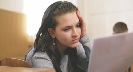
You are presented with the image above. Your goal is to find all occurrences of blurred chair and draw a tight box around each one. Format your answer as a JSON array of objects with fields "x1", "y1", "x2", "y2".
[
  {"x1": 1, "y1": 58, "x2": 32, "y2": 68},
  {"x1": 0, "y1": 60, "x2": 1, "y2": 66},
  {"x1": 125, "y1": 67, "x2": 131, "y2": 72},
  {"x1": 128, "y1": 67, "x2": 131, "y2": 72},
  {"x1": 129, "y1": 64, "x2": 133, "y2": 72}
]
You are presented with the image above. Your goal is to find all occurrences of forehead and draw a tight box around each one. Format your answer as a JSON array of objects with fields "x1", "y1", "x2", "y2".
[{"x1": 55, "y1": 11, "x2": 79, "y2": 27}]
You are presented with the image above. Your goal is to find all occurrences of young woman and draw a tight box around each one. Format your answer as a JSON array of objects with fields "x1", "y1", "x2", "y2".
[{"x1": 25, "y1": 1, "x2": 91, "y2": 72}]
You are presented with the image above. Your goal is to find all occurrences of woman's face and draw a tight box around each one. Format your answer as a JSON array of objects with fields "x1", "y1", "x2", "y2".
[{"x1": 53, "y1": 11, "x2": 81, "y2": 48}]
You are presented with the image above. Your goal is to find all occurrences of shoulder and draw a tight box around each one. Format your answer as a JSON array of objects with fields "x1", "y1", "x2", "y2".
[
  {"x1": 25, "y1": 47, "x2": 53, "y2": 68},
  {"x1": 26, "y1": 47, "x2": 51, "y2": 61},
  {"x1": 32, "y1": 51, "x2": 53, "y2": 68},
  {"x1": 32, "y1": 51, "x2": 54, "y2": 68},
  {"x1": 33, "y1": 51, "x2": 51, "y2": 61}
]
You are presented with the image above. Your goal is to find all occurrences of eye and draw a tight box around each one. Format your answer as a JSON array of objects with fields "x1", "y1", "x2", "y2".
[{"x1": 63, "y1": 27, "x2": 70, "y2": 32}]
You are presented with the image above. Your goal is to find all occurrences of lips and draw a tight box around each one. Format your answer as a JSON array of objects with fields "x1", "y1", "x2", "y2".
[{"x1": 72, "y1": 38, "x2": 79, "y2": 43}]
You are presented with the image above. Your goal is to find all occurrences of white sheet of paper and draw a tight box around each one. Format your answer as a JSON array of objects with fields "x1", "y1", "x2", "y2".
[{"x1": 88, "y1": 32, "x2": 133, "y2": 72}]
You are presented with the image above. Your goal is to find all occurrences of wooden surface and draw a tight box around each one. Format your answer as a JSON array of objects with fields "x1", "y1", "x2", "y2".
[
  {"x1": 130, "y1": 64, "x2": 133, "y2": 72},
  {"x1": 1, "y1": 58, "x2": 32, "y2": 68},
  {"x1": 0, "y1": 9, "x2": 29, "y2": 59},
  {"x1": 0, "y1": 66, "x2": 55, "y2": 72}
]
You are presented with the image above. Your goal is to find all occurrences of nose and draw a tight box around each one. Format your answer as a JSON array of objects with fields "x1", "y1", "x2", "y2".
[{"x1": 72, "y1": 28, "x2": 78, "y2": 37}]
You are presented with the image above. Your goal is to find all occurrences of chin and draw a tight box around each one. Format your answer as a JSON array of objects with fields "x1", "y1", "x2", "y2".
[{"x1": 68, "y1": 43, "x2": 78, "y2": 48}]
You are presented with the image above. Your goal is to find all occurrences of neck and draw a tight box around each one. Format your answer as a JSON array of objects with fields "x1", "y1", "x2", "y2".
[{"x1": 55, "y1": 39, "x2": 67, "y2": 56}]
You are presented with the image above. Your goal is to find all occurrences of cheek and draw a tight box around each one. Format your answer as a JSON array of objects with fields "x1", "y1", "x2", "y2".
[
  {"x1": 55, "y1": 33, "x2": 71, "y2": 46},
  {"x1": 55, "y1": 31, "x2": 71, "y2": 41},
  {"x1": 58, "y1": 33, "x2": 71, "y2": 40}
]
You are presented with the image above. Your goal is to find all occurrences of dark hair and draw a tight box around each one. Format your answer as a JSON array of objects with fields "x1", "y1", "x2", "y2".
[
  {"x1": 33, "y1": 1, "x2": 84, "y2": 72},
  {"x1": 113, "y1": 22, "x2": 128, "y2": 33}
]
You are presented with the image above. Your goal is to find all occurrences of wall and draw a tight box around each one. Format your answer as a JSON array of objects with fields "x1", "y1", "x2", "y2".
[
  {"x1": 85, "y1": 0, "x2": 133, "y2": 41},
  {"x1": 0, "y1": 9, "x2": 28, "y2": 59},
  {"x1": 0, "y1": 0, "x2": 24, "y2": 14}
]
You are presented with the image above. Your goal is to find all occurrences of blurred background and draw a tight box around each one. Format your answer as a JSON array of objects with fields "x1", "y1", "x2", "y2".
[{"x1": 0, "y1": 0, "x2": 133, "y2": 59}]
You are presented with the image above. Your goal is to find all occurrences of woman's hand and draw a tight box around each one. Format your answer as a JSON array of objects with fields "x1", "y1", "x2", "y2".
[{"x1": 76, "y1": 11, "x2": 86, "y2": 38}]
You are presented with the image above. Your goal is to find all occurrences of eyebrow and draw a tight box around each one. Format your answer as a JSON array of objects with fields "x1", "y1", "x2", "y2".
[{"x1": 64, "y1": 21, "x2": 80, "y2": 27}]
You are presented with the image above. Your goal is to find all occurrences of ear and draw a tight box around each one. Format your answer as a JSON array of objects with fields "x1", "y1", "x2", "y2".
[{"x1": 48, "y1": 28, "x2": 55, "y2": 38}]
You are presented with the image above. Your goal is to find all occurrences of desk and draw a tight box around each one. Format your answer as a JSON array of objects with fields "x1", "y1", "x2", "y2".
[{"x1": 0, "y1": 66, "x2": 55, "y2": 72}]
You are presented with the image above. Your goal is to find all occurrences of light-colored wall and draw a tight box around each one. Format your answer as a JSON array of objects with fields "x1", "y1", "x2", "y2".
[
  {"x1": 0, "y1": 0, "x2": 24, "y2": 14},
  {"x1": 78, "y1": 0, "x2": 133, "y2": 42}
]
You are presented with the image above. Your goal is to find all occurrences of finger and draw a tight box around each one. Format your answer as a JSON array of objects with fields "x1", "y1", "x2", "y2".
[
  {"x1": 76, "y1": 11, "x2": 85, "y2": 24},
  {"x1": 76, "y1": 11, "x2": 86, "y2": 28}
]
